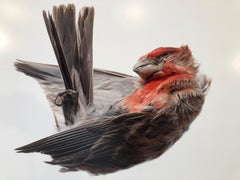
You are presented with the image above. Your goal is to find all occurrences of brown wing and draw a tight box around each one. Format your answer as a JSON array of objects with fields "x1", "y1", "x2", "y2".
[{"x1": 16, "y1": 112, "x2": 179, "y2": 175}]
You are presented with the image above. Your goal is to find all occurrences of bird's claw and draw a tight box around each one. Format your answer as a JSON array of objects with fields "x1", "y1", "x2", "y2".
[{"x1": 55, "y1": 90, "x2": 79, "y2": 106}]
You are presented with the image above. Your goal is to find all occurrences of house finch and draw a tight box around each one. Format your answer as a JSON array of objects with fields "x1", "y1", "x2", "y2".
[{"x1": 15, "y1": 4, "x2": 211, "y2": 175}]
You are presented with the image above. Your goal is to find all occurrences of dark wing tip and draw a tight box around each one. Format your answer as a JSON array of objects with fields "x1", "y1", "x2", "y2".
[
  {"x1": 14, "y1": 59, "x2": 30, "y2": 72},
  {"x1": 15, "y1": 141, "x2": 43, "y2": 153},
  {"x1": 15, "y1": 147, "x2": 23, "y2": 153},
  {"x1": 14, "y1": 60, "x2": 34, "y2": 78},
  {"x1": 15, "y1": 136, "x2": 50, "y2": 154},
  {"x1": 14, "y1": 59, "x2": 24, "y2": 71},
  {"x1": 15, "y1": 146, "x2": 36, "y2": 153},
  {"x1": 44, "y1": 160, "x2": 56, "y2": 165}
]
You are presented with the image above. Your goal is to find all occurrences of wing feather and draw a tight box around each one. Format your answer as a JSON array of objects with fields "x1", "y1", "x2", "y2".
[
  {"x1": 14, "y1": 60, "x2": 138, "y2": 119},
  {"x1": 16, "y1": 113, "x2": 153, "y2": 174}
]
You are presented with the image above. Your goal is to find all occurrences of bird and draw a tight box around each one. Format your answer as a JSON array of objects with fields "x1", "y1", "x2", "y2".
[{"x1": 15, "y1": 4, "x2": 211, "y2": 175}]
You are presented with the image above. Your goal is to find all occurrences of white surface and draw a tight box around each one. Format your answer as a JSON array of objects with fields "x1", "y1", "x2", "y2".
[{"x1": 1, "y1": 0, "x2": 240, "y2": 180}]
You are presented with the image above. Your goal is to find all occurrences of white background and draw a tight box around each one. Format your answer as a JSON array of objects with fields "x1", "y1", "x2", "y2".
[{"x1": 1, "y1": 0, "x2": 240, "y2": 180}]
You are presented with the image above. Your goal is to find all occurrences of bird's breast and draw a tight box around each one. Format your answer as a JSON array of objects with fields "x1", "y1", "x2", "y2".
[
  {"x1": 120, "y1": 80, "x2": 172, "y2": 112},
  {"x1": 119, "y1": 74, "x2": 195, "y2": 113}
]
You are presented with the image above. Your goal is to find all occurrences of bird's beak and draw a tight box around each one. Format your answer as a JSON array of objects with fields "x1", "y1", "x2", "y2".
[
  {"x1": 133, "y1": 59, "x2": 162, "y2": 80},
  {"x1": 133, "y1": 59, "x2": 152, "y2": 72}
]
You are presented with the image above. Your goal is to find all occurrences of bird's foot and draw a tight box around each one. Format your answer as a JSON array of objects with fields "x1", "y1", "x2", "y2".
[{"x1": 55, "y1": 89, "x2": 79, "y2": 106}]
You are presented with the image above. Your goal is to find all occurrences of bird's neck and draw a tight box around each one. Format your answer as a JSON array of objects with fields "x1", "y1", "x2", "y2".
[
  {"x1": 119, "y1": 73, "x2": 197, "y2": 113},
  {"x1": 143, "y1": 73, "x2": 196, "y2": 93}
]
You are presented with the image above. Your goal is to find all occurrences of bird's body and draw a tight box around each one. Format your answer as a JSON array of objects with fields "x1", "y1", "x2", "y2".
[{"x1": 15, "y1": 4, "x2": 211, "y2": 175}]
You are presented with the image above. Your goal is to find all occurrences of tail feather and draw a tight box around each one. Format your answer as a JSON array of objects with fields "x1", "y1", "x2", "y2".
[
  {"x1": 43, "y1": 10, "x2": 74, "y2": 90},
  {"x1": 43, "y1": 4, "x2": 94, "y2": 107},
  {"x1": 41, "y1": 5, "x2": 95, "y2": 125},
  {"x1": 77, "y1": 6, "x2": 94, "y2": 106}
]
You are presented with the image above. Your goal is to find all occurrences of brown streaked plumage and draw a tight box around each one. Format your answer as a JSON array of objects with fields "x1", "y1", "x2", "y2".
[{"x1": 15, "y1": 4, "x2": 211, "y2": 175}]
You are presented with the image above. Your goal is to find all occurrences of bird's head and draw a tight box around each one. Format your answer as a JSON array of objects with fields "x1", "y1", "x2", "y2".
[{"x1": 133, "y1": 45, "x2": 198, "y2": 81}]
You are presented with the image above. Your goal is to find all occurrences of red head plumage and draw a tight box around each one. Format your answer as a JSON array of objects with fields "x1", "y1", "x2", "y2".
[{"x1": 138, "y1": 47, "x2": 181, "y2": 61}]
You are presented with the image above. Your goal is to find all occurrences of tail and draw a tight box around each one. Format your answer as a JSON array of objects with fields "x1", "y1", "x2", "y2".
[
  {"x1": 43, "y1": 4, "x2": 94, "y2": 125},
  {"x1": 14, "y1": 4, "x2": 95, "y2": 127}
]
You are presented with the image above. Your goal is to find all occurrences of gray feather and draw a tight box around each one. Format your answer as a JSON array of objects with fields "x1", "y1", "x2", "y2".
[
  {"x1": 41, "y1": 5, "x2": 95, "y2": 125},
  {"x1": 14, "y1": 60, "x2": 138, "y2": 124}
]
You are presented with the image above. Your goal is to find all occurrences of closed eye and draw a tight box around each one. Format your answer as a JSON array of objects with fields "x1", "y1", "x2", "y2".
[
  {"x1": 157, "y1": 53, "x2": 169, "y2": 62},
  {"x1": 160, "y1": 53, "x2": 168, "y2": 57}
]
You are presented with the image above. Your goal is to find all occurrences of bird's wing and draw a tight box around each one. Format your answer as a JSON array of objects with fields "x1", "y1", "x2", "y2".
[
  {"x1": 16, "y1": 112, "x2": 171, "y2": 174},
  {"x1": 41, "y1": 4, "x2": 94, "y2": 125},
  {"x1": 92, "y1": 69, "x2": 138, "y2": 115},
  {"x1": 14, "y1": 61, "x2": 65, "y2": 126},
  {"x1": 14, "y1": 61, "x2": 138, "y2": 123}
]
